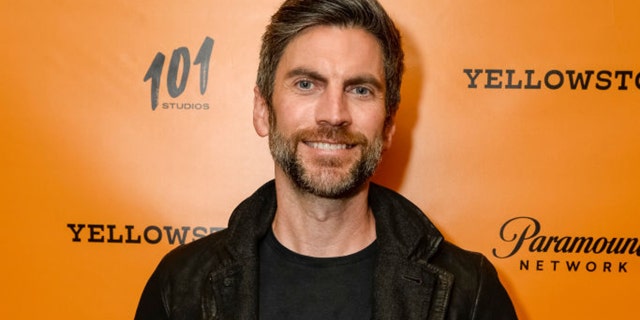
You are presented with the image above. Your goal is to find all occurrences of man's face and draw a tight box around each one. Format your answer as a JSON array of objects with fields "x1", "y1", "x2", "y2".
[{"x1": 254, "y1": 25, "x2": 395, "y2": 198}]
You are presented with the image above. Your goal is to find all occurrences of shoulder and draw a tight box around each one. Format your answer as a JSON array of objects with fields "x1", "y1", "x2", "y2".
[
  {"x1": 431, "y1": 241, "x2": 518, "y2": 319},
  {"x1": 135, "y1": 230, "x2": 233, "y2": 319},
  {"x1": 155, "y1": 179, "x2": 278, "y2": 274},
  {"x1": 368, "y1": 183, "x2": 517, "y2": 317},
  {"x1": 430, "y1": 241, "x2": 496, "y2": 296},
  {"x1": 154, "y1": 229, "x2": 232, "y2": 279},
  {"x1": 431, "y1": 240, "x2": 488, "y2": 275}
]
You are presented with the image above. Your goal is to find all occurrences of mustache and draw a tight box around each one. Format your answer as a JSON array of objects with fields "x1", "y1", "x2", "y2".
[{"x1": 295, "y1": 126, "x2": 368, "y2": 146}]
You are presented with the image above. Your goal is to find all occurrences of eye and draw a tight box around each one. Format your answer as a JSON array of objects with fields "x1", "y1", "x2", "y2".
[
  {"x1": 355, "y1": 87, "x2": 371, "y2": 95},
  {"x1": 296, "y1": 80, "x2": 314, "y2": 90},
  {"x1": 353, "y1": 87, "x2": 371, "y2": 95}
]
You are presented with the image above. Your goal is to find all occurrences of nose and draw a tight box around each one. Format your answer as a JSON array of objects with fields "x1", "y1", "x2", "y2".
[{"x1": 315, "y1": 87, "x2": 352, "y2": 127}]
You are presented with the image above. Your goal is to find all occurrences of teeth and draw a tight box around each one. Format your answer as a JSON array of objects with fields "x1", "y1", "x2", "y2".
[{"x1": 309, "y1": 142, "x2": 349, "y2": 150}]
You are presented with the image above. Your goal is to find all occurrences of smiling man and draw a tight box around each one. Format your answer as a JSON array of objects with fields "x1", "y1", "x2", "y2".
[{"x1": 135, "y1": 1, "x2": 517, "y2": 319}]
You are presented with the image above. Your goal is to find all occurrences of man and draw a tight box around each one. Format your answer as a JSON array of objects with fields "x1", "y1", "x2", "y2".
[{"x1": 135, "y1": 0, "x2": 518, "y2": 319}]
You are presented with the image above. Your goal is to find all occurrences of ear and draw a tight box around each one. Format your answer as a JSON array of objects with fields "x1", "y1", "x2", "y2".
[
  {"x1": 253, "y1": 86, "x2": 270, "y2": 137},
  {"x1": 383, "y1": 119, "x2": 396, "y2": 150}
]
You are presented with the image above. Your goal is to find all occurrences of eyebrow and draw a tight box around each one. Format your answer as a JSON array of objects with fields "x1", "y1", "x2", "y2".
[
  {"x1": 285, "y1": 67, "x2": 384, "y2": 91},
  {"x1": 285, "y1": 68, "x2": 327, "y2": 83},
  {"x1": 344, "y1": 75, "x2": 384, "y2": 91}
]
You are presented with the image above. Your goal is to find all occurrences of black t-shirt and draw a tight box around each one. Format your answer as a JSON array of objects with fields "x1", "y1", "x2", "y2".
[{"x1": 258, "y1": 229, "x2": 377, "y2": 320}]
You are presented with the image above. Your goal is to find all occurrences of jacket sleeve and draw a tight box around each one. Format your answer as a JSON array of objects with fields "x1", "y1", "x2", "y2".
[
  {"x1": 134, "y1": 261, "x2": 171, "y2": 320},
  {"x1": 470, "y1": 256, "x2": 518, "y2": 320}
]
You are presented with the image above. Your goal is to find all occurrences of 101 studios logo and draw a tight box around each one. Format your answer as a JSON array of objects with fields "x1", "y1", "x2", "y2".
[{"x1": 144, "y1": 37, "x2": 214, "y2": 111}]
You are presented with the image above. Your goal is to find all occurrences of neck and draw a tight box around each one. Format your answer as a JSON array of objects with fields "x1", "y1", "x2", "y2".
[{"x1": 272, "y1": 169, "x2": 376, "y2": 258}]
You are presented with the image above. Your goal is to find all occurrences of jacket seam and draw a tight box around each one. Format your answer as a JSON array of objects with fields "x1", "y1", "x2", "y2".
[{"x1": 470, "y1": 254, "x2": 485, "y2": 320}]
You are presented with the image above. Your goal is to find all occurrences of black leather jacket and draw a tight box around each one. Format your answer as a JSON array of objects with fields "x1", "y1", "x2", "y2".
[{"x1": 135, "y1": 181, "x2": 518, "y2": 319}]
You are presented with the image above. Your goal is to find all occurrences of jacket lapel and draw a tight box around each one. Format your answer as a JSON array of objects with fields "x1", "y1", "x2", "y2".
[
  {"x1": 369, "y1": 184, "x2": 454, "y2": 319},
  {"x1": 203, "y1": 182, "x2": 278, "y2": 319},
  {"x1": 373, "y1": 254, "x2": 453, "y2": 320}
]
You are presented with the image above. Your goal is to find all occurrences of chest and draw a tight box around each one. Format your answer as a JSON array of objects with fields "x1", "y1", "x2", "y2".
[{"x1": 258, "y1": 233, "x2": 377, "y2": 319}]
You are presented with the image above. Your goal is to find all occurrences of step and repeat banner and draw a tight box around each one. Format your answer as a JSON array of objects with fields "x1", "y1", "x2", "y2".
[{"x1": 2, "y1": 0, "x2": 638, "y2": 319}]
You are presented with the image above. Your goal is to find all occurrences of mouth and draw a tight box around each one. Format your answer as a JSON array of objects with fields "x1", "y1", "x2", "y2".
[{"x1": 305, "y1": 142, "x2": 355, "y2": 150}]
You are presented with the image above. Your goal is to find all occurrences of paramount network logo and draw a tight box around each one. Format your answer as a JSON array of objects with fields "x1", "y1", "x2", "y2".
[
  {"x1": 144, "y1": 37, "x2": 214, "y2": 111},
  {"x1": 492, "y1": 216, "x2": 637, "y2": 274}
]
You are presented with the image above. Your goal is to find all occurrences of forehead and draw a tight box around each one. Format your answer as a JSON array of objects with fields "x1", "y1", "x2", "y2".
[{"x1": 276, "y1": 25, "x2": 384, "y2": 81}]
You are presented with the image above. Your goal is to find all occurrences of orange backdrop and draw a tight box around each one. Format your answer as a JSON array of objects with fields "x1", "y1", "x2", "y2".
[{"x1": 2, "y1": 0, "x2": 639, "y2": 319}]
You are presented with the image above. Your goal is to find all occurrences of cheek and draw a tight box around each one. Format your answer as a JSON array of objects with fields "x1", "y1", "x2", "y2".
[
  {"x1": 271, "y1": 101, "x2": 315, "y2": 132},
  {"x1": 354, "y1": 109, "x2": 387, "y2": 133},
  {"x1": 271, "y1": 108, "x2": 306, "y2": 136}
]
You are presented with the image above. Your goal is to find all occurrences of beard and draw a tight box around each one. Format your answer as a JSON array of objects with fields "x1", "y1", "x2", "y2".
[{"x1": 268, "y1": 123, "x2": 384, "y2": 199}]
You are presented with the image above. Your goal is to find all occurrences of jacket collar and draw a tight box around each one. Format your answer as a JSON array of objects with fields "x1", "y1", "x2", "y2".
[
  {"x1": 368, "y1": 183, "x2": 443, "y2": 261},
  {"x1": 215, "y1": 180, "x2": 451, "y2": 319},
  {"x1": 223, "y1": 180, "x2": 278, "y2": 258},
  {"x1": 223, "y1": 180, "x2": 444, "y2": 260}
]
